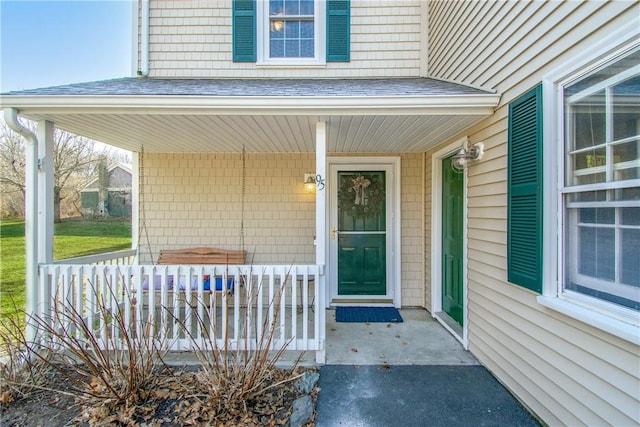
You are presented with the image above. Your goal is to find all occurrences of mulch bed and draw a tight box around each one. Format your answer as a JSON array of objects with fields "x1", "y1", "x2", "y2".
[{"x1": 1, "y1": 366, "x2": 318, "y2": 426}]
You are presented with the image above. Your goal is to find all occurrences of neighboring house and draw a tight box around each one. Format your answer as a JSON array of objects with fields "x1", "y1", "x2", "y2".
[
  {"x1": 80, "y1": 163, "x2": 132, "y2": 218},
  {"x1": 1, "y1": 1, "x2": 638, "y2": 425}
]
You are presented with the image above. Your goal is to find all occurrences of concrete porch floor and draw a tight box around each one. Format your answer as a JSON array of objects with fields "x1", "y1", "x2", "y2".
[{"x1": 324, "y1": 308, "x2": 477, "y2": 365}]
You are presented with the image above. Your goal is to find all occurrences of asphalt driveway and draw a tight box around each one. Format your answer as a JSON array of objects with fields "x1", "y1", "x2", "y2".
[{"x1": 315, "y1": 365, "x2": 540, "y2": 427}]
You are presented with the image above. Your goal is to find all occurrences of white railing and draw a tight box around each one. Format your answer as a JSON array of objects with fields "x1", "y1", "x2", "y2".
[
  {"x1": 38, "y1": 263, "x2": 324, "y2": 362},
  {"x1": 55, "y1": 249, "x2": 137, "y2": 266}
]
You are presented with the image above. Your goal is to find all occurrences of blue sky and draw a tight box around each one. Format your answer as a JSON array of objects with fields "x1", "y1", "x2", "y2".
[{"x1": 1, "y1": 0, "x2": 133, "y2": 92}]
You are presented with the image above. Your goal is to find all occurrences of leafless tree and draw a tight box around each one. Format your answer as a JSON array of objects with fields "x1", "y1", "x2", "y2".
[
  {"x1": 50, "y1": 126, "x2": 97, "y2": 222},
  {"x1": 0, "y1": 118, "x2": 122, "y2": 222},
  {"x1": 0, "y1": 119, "x2": 27, "y2": 217}
]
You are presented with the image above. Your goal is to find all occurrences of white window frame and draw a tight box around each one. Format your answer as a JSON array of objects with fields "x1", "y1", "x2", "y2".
[
  {"x1": 256, "y1": 0, "x2": 326, "y2": 66},
  {"x1": 564, "y1": 62, "x2": 640, "y2": 305},
  {"x1": 538, "y1": 21, "x2": 640, "y2": 345}
]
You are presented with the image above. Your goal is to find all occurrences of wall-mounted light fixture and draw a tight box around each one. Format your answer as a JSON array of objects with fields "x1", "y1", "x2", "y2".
[
  {"x1": 304, "y1": 173, "x2": 316, "y2": 192},
  {"x1": 452, "y1": 141, "x2": 484, "y2": 172}
]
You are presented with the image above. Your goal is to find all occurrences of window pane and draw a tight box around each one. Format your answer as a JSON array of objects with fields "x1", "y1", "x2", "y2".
[
  {"x1": 573, "y1": 172, "x2": 606, "y2": 186},
  {"x1": 569, "y1": 91, "x2": 606, "y2": 150},
  {"x1": 613, "y1": 138, "x2": 640, "y2": 181},
  {"x1": 613, "y1": 75, "x2": 640, "y2": 141},
  {"x1": 568, "y1": 190, "x2": 607, "y2": 203},
  {"x1": 271, "y1": 21, "x2": 284, "y2": 38},
  {"x1": 270, "y1": 0, "x2": 284, "y2": 16},
  {"x1": 566, "y1": 90, "x2": 607, "y2": 186},
  {"x1": 300, "y1": 21, "x2": 314, "y2": 38},
  {"x1": 613, "y1": 139, "x2": 639, "y2": 164},
  {"x1": 577, "y1": 225, "x2": 615, "y2": 281},
  {"x1": 568, "y1": 147, "x2": 606, "y2": 186},
  {"x1": 616, "y1": 187, "x2": 640, "y2": 201},
  {"x1": 300, "y1": 40, "x2": 314, "y2": 57},
  {"x1": 621, "y1": 229, "x2": 640, "y2": 287},
  {"x1": 270, "y1": 39, "x2": 284, "y2": 57},
  {"x1": 621, "y1": 207, "x2": 640, "y2": 225},
  {"x1": 285, "y1": 20, "x2": 300, "y2": 39},
  {"x1": 300, "y1": 0, "x2": 314, "y2": 15},
  {"x1": 285, "y1": 0, "x2": 299, "y2": 15},
  {"x1": 579, "y1": 207, "x2": 614, "y2": 224},
  {"x1": 285, "y1": 39, "x2": 300, "y2": 57}
]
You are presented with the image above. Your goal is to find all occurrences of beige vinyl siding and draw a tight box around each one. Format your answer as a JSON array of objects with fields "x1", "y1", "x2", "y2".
[
  {"x1": 140, "y1": 151, "x2": 424, "y2": 306},
  {"x1": 429, "y1": 0, "x2": 638, "y2": 102},
  {"x1": 139, "y1": 152, "x2": 316, "y2": 264},
  {"x1": 141, "y1": 0, "x2": 422, "y2": 78},
  {"x1": 428, "y1": 2, "x2": 639, "y2": 425},
  {"x1": 400, "y1": 152, "x2": 424, "y2": 307}
]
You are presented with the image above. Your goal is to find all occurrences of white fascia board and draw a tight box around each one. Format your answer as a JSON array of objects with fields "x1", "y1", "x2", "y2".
[{"x1": 2, "y1": 94, "x2": 500, "y2": 116}]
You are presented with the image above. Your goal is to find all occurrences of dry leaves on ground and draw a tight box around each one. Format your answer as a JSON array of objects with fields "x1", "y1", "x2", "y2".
[{"x1": 0, "y1": 366, "x2": 318, "y2": 427}]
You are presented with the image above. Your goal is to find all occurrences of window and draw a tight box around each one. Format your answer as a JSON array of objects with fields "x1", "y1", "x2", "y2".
[
  {"x1": 562, "y1": 47, "x2": 640, "y2": 312},
  {"x1": 232, "y1": 0, "x2": 350, "y2": 64},
  {"x1": 267, "y1": 0, "x2": 316, "y2": 59}
]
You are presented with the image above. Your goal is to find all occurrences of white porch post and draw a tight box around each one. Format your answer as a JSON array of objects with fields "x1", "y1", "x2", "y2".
[
  {"x1": 37, "y1": 121, "x2": 55, "y2": 331},
  {"x1": 315, "y1": 120, "x2": 327, "y2": 364},
  {"x1": 131, "y1": 151, "x2": 140, "y2": 260},
  {"x1": 37, "y1": 121, "x2": 54, "y2": 265},
  {"x1": 3, "y1": 109, "x2": 39, "y2": 341}
]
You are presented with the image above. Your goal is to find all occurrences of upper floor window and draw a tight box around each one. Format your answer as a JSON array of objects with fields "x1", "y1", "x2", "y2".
[
  {"x1": 259, "y1": 0, "x2": 324, "y2": 64},
  {"x1": 268, "y1": 0, "x2": 316, "y2": 59},
  {"x1": 232, "y1": 0, "x2": 350, "y2": 64}
]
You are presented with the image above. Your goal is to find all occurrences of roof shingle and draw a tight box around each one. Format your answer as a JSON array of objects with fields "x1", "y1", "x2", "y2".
[{"x1": 2, "y1": 77, "x2": 492, "y2": 97}]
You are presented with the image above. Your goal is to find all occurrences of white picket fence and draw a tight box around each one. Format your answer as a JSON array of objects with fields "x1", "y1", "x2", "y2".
[{"x1": 38, "y1": 261, "x2": 324, "y2": 361}]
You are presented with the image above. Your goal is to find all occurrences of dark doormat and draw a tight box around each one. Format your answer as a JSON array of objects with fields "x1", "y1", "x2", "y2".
[{"x1": 335, "y1": 306, "x2": 403, "y2": 323}]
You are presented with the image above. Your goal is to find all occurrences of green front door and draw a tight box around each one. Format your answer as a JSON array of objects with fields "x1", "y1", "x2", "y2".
[
  {"x1": 337, "y1": 171, "x2": 386, "y2": 295},
  {"x1": 442, "y1": 156, "x2": 464, "y2": 326}
]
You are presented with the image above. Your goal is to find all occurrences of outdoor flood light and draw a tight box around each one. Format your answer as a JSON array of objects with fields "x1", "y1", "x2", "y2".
[{"x1": 452, "y1": 142, "x2": 484, "y2": 172}]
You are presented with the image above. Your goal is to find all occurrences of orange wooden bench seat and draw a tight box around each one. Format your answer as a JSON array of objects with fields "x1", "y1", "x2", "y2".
[{"x1": 157, "y1": 247, "x2": 246, "y2": 265}]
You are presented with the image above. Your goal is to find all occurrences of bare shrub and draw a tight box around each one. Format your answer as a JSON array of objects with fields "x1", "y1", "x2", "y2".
[
  {"x1": 27, "y1": 275, "x2": 172, "y2": 424},
  {"x1": 170, "y1": 268, "x2": 305, "y2": 423},
  {"x1": 0, "y1": 313, "x2": 51, "y2": 404}
]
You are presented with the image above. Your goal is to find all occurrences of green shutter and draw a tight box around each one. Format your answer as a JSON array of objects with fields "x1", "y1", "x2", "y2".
[
  {"x1": 508, "y1": 84, "x2": 543, "y2": 293},
  {"x1": 232, "y1": 0, "x2": 256, "y2": 62},
  {"x1": 326, "y1": 0, "x2": 350, "y2": 62}
]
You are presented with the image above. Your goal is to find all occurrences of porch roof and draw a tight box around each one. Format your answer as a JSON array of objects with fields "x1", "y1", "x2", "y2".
[{"x1": 1, "y1": 77, "x2": 500, "y2": 153}]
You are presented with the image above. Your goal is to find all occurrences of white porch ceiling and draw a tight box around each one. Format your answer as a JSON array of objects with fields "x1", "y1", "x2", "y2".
[
  {"x1": 1, "y1": 78, "x2": 500, "y2": 153},
  {"x1": 12, "y1": 112, "x2": 488, "y2": 153}
]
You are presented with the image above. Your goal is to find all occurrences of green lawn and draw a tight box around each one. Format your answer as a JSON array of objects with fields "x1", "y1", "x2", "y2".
[{"x1": 0, "y1": 219, "x2": 131, "y2": 322}]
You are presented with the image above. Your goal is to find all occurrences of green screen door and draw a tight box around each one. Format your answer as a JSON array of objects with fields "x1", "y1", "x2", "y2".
[
  {"x1": 337, "y1": 171, "x2": 386, "y2": 295},
  {"x1": 442, "y1": 156, "x2": 464, "y2": 326}
]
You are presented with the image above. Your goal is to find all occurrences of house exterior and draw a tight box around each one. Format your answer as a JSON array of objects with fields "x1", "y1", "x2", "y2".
[
  {"x1": 80, "y1": 163, "x2": 132, "y2": 218},
  {"x1": 1, "y1": 1, "x2": 638, "y2": 425}
]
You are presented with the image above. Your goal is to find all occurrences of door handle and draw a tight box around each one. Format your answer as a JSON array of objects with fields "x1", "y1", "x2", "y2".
[{"x1": 331, "y1": 226, "x2": 336, "y2": 240}]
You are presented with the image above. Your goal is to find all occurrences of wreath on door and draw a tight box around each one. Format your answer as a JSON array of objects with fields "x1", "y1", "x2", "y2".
[{"x1": 338, "y1": 173, "x2": 385, "y2": 218}]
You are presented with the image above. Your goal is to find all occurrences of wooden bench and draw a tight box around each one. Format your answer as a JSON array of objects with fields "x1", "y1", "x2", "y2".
[
  {"x1": 142, "y1": 247, "x2": 246, "y2": 293},
  {"x1": 157, "y1": 247, "x2": 246, "y2": 266}
]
